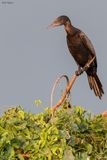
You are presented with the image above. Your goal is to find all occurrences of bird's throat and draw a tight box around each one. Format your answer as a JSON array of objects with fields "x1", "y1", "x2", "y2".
[{"x1": 64, "y1": 22, "x2": 75, "y2": 35}]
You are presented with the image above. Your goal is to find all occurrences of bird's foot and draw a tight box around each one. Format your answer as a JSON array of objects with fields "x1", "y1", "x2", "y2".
[{"x1": 75, "y1": 68, "x2": 84, "y2": 76}]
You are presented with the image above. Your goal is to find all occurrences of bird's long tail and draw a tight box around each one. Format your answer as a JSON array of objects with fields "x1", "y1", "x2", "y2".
[{"x1": 87, "y1": 74, "x2": 104, "y2": 99}]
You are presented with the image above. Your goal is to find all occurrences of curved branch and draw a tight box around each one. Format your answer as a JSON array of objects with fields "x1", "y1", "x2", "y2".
[
  {"x1": 50, "y1": 75, "x2": 69, "y2": 107},
  {"x1": 51, "y1": 74, "x2": 77, "y2": 113},
  {"x1": 51, "y1": 56, "x2": 95, "y2": 114}
]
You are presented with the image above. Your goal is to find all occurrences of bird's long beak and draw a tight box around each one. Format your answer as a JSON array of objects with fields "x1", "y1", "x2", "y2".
[
  {"x1": 47, "y1": 18, "x2": 61, "y2": 29},
  {"x1": 47, "y1": 22, "x2": 58, "y2": 29},
  {"x1": 47, "y1": 23, "x2": 54, "y2": 29}
]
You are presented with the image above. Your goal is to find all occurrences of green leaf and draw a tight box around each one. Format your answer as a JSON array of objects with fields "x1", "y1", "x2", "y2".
[
  {"x1": 0, "y1": 104, "x2": 106, "y2": 159},
  {"x1": 17, "y1": 154, "x2": 25, "y2": 160},
  {"x1": 86, "y1": 143, "x2": 93, "y2": 154},
  {"x1": 63, "y1": 148, "x2": 74, "y2": 160},
  {"x1": 34, "y1": 99, "x2": 42, "y2": 106}
]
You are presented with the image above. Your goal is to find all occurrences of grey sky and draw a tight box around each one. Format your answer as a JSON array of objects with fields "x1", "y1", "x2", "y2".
[{"x1": 0, "y1": 0, "x2": 106, "y2": 114}]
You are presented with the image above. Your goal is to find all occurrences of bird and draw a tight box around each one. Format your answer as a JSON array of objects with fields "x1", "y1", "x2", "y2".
[{"x1": 48, "y1": 15, "x2": 104, "y2": 99}]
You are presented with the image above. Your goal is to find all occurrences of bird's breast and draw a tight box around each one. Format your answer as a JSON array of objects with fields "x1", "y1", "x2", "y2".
[{"x1": 67, "y1": 35, "x2": 90, "y2": 66}]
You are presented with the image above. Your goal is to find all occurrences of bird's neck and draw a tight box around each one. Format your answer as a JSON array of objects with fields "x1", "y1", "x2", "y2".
[{"x1": 64, "y1": 21, "x2": 76, "y2": 35}]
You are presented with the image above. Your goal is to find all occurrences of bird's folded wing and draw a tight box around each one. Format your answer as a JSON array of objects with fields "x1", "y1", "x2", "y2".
[{"x1": 79, "y1": 32, "x2": 96, "y2": 57}]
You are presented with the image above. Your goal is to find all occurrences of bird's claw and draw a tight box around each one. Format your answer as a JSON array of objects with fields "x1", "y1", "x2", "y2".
[
  {"x1": 75, "y1": 62, "x2": 91, "y2": 76},
  {"x1": 75, "y1": 68, "x2": 84, "y2": 76}
]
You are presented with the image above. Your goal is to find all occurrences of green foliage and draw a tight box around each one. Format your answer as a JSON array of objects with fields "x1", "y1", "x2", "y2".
[
  {"x1": 0, "y1": 104, "x2": 107, "y2": 160},
  {"x1": 34, "y1": 99, "x2": 42, "y2": 106}
]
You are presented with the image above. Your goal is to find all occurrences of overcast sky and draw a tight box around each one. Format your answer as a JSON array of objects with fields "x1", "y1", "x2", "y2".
[{"x1": 0, "y1": 0, "x2": 107, "y2": 115}]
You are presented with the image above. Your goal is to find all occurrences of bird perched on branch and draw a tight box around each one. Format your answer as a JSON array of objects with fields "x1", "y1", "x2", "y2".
[{"x1": 48, "y1": 15, "x2": 104, "y2": 99}]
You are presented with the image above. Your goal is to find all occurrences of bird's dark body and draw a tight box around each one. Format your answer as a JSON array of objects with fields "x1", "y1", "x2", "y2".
[
  {"x1": 67, "y1": 30, "x2": 90, "y2": 67},
  {"x1": 66, "y1": 28, "x2": 97, "y2": 74},
  {"x1": 49, "y1": 15, "x2": 104, "y2": 98}
]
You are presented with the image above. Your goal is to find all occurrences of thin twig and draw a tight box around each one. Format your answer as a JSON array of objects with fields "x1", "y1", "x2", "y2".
[
  {"x1": 83, "y1": 56, "x2": 96, "y2": 72},
  {"x1": 52, "y1": 74, "x2": 77, "y2": 113},
  {"x1": 50, "y1": 75, "x2": 69, "y2": 107},
  {"x1": 51, "y1": 56, "x2": 95, "y2": 114}
]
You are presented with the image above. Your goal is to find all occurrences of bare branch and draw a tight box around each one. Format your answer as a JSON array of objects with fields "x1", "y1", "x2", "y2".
[
  {"x1": 50, "y1": 75, "x2": 69, "y2": 107},
  {"x1": 51, "y1": 56, "x2": 95, "y2": 114},
  {"x1": 51, "y1": 74, "x2": 77, "y2": 113}
]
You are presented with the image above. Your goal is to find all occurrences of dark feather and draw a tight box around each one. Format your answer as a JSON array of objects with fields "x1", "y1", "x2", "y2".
[{"x1": 50, "y1": 15, "x2": 104, "y2": 98}]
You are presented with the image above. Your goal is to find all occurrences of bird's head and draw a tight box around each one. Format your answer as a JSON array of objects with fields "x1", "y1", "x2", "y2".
[{"x1": 48, "y1": 15, "x2": 71, "y2": 28}]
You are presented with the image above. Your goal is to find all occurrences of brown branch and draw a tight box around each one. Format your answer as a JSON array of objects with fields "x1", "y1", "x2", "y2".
[
  {"x1": 50, "y1": 75, "x2": 69, "y2": 107},
  {"x1": 21, "y1": 153, "x2": 29, "y2": 158},
  {"x1": 51, "y1": 56, "x2": 95, "y2": 114},
  {"x1": 52, "y1": 74, "x2": 77, "y2": 113}
]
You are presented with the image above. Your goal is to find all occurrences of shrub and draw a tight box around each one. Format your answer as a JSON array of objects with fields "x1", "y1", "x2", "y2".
[{"x1": 0, "y1": 103, "x2": 107, "y2": 160}]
